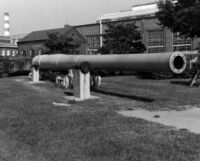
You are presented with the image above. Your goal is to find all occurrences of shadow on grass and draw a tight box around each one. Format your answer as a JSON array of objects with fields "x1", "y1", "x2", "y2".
[
  {"x1": 170, "y1": 80, "x2": 190, "y2": 86},
  {"x1": 93, "y1": 89, "x2": 154, "y2": 102},
  {"x1": 64, "y1": 91, "x2": 73, "y2": 96}
]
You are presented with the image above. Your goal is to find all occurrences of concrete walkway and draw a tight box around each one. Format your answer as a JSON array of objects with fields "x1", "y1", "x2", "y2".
[{"x1": 119, "y1": 107, "x2": 200, "y2": 134}]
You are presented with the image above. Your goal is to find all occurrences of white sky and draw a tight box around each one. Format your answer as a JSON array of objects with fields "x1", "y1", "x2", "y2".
[{"x1": 0, "y1": 0, "x2": 153, "y2": 35}]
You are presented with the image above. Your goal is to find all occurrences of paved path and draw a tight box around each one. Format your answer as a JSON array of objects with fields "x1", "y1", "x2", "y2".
[{"x1": 119, "y1": 107, "x2": 200, "y2": 134}]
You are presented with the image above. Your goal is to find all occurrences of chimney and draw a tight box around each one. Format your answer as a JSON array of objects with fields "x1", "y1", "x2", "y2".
[{"x1": 4, "y1": 13, "x2": 10, "y2": 37}]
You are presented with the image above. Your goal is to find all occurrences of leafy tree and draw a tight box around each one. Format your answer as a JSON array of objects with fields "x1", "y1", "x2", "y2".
[
  {"x1": 156, "y1": 0, "x2": 200, "y2": 38},
  {"x1": 44, "y1": 32, "x2": 80, "y2": 54},
  {"x1": 98, "y1": 23, "x2": 146, "y2": 54}
]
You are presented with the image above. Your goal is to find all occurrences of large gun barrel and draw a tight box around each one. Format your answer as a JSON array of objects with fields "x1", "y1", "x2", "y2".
[{"x1": 32, "y1": 52, "x2": 187, "y2": 74}]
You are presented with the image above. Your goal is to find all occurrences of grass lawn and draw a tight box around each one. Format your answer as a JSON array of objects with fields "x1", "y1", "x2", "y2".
[{"x1": 0, "y1": 75, "x2": 200, "y2": 161}]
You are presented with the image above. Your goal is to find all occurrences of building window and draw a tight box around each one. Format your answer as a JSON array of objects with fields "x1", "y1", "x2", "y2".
[
  {"x1": 2, "y1": 50, "x2": 5, "y2": 56},
  {"x1": 173, "y1": 33, "x2": 192, "y2": 52},
  {"x1": 86, "y1": 36, "x2": 100, "y2": 50},
  {"x1": 7, "y1": 50, "x2": 10, "y2": 56},
  {"x1": 0, "y1": 39, "x2": 10, "y2": 44},
  {"x1": 147, "y1": 30, "x2": 165, "y2": 53},
  {"x1": 21, "y1": 50, "x2": 26, "y2": 56},
  {"x1": 12, "y1": 50, "x2": 15, "y2": 56},
  {"x1": 30, "y1": 49, "x2": 35, "y2": 57},
  {"x1": 11, "y1": 39, "x2": 15, "y2": 45},
  {"x1": 38, "y1": 49, "x2": 43, "y2": 55}
]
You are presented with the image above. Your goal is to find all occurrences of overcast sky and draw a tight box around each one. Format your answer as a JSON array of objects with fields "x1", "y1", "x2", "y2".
[{"x1": 0, "y1": 0, "x2": 153, "y2": 35}]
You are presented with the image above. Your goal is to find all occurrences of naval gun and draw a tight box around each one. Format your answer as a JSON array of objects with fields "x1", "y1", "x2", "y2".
[
  {"x1": 31, "y1": 52, "x2": 187, "y2": 100},
  {"x1": 32, "y1": 52, "x2": 187, "y2": 74}
]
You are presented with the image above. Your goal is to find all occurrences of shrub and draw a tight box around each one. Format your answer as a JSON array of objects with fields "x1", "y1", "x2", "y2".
[{"x1": 0, "y1": 57, "x2": 32, "y2": 76}]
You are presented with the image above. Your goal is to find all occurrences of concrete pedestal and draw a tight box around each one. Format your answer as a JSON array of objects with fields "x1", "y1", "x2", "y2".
[
  {"x1": 73, "y1": 70, "x2": 90, "y2": 100},
  {"x1": 32, "y1": 67, "x2": 39, "y2": 83}
]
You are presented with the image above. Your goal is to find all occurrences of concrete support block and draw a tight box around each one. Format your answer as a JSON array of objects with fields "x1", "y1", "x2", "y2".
[
  {"x1": 73, "y1": 70, "x2": 90, "y2": 100},
  {"x1": 32, "y1": 67, "x2": 39, "y2": 83}
]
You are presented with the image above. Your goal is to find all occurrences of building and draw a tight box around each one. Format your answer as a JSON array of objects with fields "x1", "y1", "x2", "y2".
[
  {"x1": 0, "y1": 36, "x2": 17, "y2": 57},
  {"x1": 97, "y1": 2, "x2": 199, "y2": 54},
  {"x1": 0, "y1": 34, "x2": 27, "y2": 57},
  {"x1": 0, "y1": 13, "x2": 27, "y2": 57},
  {"x1": 18, "y1": 1, "x2": 200, "y2": 56},
  {"x1": 18, "y1": 25, "x2": 87, "y2": 57},
  {"x1": 0, "y1": 13, "x2": 17, "y2": 57},
  {"x1": 75, "y1": 23, "x2": 100, "y2": 55},
  {"x1": 76, "y1": 1, "x2": 200, "y2": 54}
]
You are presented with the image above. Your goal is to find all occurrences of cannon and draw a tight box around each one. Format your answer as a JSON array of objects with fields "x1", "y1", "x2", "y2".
[
  {"x1": 32, "y1": 52, "x2": 187, "y2": 74},
  {"x1": 31, "y1": 52, "x2": 187, "y2": 100}
]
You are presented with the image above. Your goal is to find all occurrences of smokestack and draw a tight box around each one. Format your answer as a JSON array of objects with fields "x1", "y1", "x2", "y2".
[{"x1": 4, "y1": 13, "x2": 10, "y2": 37}]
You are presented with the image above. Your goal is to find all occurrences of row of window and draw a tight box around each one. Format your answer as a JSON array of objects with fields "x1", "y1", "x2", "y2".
[
  {"x1": 173, "y1": 32, "x2": 191, "y2": 52},
  {"x1": 1, "y1": 32, "x2": 192, "y2": 57},
  {"x1": 0, "y1": 39, "x2": 10, "y2": 44},
  {"x1": 147, "y1": 30, "x2": 192, "y2": 53},
  {"x1": 86, "y1": 36, "x2": 100, "y2": 50},
  {"x1": 20, "y1": 49, "x2": 43, "y2": 57},
  {"x1": 0, "y1": 50, "x2": 18, "y2": 57},
  {"x1": 0, "y1": 49, "x2": 44, "y2": 57},
  {"x1": 86, "y1": 31, "x2": 193, "y2": 53},
  {"x1": 147, "y1": 30, "x2": 165, "y2": 53}
]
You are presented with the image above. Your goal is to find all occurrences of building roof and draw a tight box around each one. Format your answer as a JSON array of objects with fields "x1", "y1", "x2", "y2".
[
  {"x1": 132, "y1": 0, "x2": 158, "y2": 7},
  {"x1": 18, "y1": 25, "x2": 73, "y2": 43},
  {"x1": 75, "y1": 23, "x2": 100, "y2": 28},
  {"x1": 10, "y1": 33, "x2": 28, "y2": 40},
  {"x1": 0, "y1": 43, "x2": 17, "y2": 48},
  {"x1": 0, "y1": 36, "x2": 10, "y2": 40},
  {"x1": 97, "y1": 3, "x2": 158, "y2": 22}
]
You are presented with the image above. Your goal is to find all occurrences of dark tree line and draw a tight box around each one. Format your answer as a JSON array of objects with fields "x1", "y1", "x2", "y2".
[
  {"x1": 44, "y1": 23, "x2": 146, "y2": 55},
  {"x1": 44, "y1": 32, "x2": 80, "y2": 54},
  {"x1": 156, "y1": 0, "x2": 200, "y2": 39}
]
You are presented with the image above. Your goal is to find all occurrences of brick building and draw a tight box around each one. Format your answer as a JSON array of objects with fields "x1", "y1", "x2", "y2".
[
  {"x1": 18, "y1": 25, "x2": 87, "y2": 57},
  {"x1": 18, "y1": 1, "x2": 200, "y2": 56},
  {"x1": 75, "y1": 2, "x2": 200, "y2": 54},
  {"x1": 96, "y1": 2, "x2": 200, "y2": 54},
  {"x1": 75, "y1": 23, "x2": 100, "y2": 55}
]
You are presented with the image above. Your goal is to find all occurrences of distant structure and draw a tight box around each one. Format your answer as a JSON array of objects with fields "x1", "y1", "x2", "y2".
[
  {"x1": 17, "y1": 1, "x2": 200, "y2": 56},
  {"x1": 76, "y1": 1, "x2": 200, "y2": 54},
  {"x1": 18, "y1": 25, "x2": 87, "y2": 57},
  {"x1": 4, "y1": 13, "x2": 10, "y2": 37},
  {"x1": 0, "y1": 13, "x2": 26, "y2": 57}
]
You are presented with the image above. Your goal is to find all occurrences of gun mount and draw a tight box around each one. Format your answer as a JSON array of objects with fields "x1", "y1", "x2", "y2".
[{"x1": 31, "y1": 52, "x2": 187, "y2": 100}]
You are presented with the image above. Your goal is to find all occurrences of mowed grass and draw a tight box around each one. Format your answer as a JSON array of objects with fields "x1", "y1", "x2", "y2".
[{"x1": 0, "y1": 76, "x2": 200, "y2": 161}]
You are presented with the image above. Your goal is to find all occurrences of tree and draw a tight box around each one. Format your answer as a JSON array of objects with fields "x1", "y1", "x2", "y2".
[
  {"x1": 98, "y1": 23, "x2": 146, "y2": 54},
  {"x1": 44, "y1": 32, "x2": 80, "y2": 54},
  {"x1": 156, "y1": 0, "x2": 200, "y2": 38}
]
